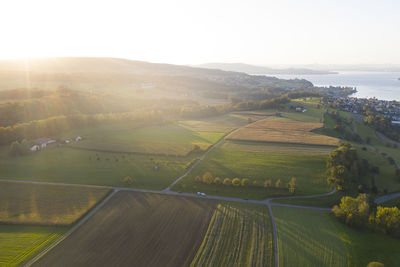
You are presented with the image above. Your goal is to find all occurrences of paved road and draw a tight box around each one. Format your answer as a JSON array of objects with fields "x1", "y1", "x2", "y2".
[{"x1": 375, "y1": 192, "x2": 400, "y2": 204}]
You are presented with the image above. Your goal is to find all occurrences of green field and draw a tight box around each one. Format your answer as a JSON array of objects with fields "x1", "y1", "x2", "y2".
[
  {"x1": 273, "y1": 207, "x2": 347, "y2": 267},
  {"x1": 191, "y1": 202, "x2": 273, "y2": 267},
  {"x1": 333, "y1": 217, "x2": 400, "y2": 267},
  {"x1": 0, "y1": 146, "x2": 191, "y2": 189},
  {"x1": 0, "y1": 181, "x2": 110, "y2": 225},
  {"x1": 64, "y1": 123, "x2": 224, "y2": 156},
  {"x1": 272, "y1": 191, "x2": 344, "y2": 208},
  {"x1": 0, "y1": 225, "x2": 66, "y2": 266},
  {"x1": 34, "y1": 191, "x2": 216, "y2": 267},
  {"x1": 173, "y1": 140, "x2": 331, "y2": 200}
]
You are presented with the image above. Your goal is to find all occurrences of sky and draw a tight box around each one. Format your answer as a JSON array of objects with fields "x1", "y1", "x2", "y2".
[{"x1": 0, "y1": 0, "x2": 399, "y2": 65}]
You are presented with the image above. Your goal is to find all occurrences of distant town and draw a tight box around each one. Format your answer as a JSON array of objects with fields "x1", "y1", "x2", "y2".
[{"x1": 323, "y1": 96, "x2": 400, "y2": 123}]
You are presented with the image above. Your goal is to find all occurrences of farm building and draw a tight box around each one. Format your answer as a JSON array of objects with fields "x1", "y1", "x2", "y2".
[{"x1": 30, "y1": 138, "x2": 56, "y2": 151}]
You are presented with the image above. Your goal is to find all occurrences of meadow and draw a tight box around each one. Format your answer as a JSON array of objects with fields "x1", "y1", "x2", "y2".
[
  {"x1": 65, "y1": 123, "x2": 224, "y2": 156},
  {"x1": 226, "y1": 117, "x2": 339, "y2": 146},
  {"x1": 273, "y1": 207, "x2": 347, "y2": 267},
  {"x1": 0, "y1": 181, "x2": 110, "y2": 226},
  {"x1": 191, "y1": 202, "x2": 273, "y2": 267},
  {"x1": 332, "y1": 216, "x2": 400, "y2": 267},
  {"x1": 174, "y1": 140, "x2": 332, "y2": 199},
  {"x1": 34, "y1": 191, "x2": 217, "y2": 267},
  {"x1": 0, "y1": 146, "x2": 191, "y2": 189},
  {"x1": 0, "y1": 225, "x2": 66, "y2": 266}
]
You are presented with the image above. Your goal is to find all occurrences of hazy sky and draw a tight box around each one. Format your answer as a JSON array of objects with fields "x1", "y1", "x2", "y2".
[{"x1": 1, "y1": 0, "x2": 399, "y2": 65}]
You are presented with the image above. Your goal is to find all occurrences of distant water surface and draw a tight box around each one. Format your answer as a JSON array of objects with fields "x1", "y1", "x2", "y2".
[{"x1": 268, "y1": 71, "x2": 400, "y2": 101}]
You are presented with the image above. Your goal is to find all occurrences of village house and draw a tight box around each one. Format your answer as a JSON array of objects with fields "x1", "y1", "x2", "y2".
[{"x1": 30, "y1": 138, "x2": 56, "y2": 151}]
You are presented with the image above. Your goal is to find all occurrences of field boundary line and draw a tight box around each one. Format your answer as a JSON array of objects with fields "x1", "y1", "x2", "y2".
[{"x1": 24, "y1": 189, "x2": 118, "y2": 267}]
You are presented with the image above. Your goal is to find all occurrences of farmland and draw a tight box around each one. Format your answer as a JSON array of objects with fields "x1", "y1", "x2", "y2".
[
  {"x1": 173, "y1": 140, "x2": 331, "y2": 199},
  {"x1": 0, "y1": 146, "x2": 190, "y2": 189},
  {"x1": 226, "y1": 117, "x2": 339, "y2": 146},
  {"x1": 333, "y1": 216, "x2": 400, "y2": 267},
  {"x1": 34, "y1": 191, "x2": 217, "y2": 267},
  {"x1": 64, "y1": 123, "x2": 224, "y2": 156},
  {"x1": 191, "y1": 202, "x2": 273, "y2": 267},
  {"x1": 273, "y1": 207, "x2": 347, "y2": 267},
  {"x1": 0, "y1": 181, "x2": 110, "y2": 226},
  {"x1": 0, "y1": 225, "x2": 66, "y2": 266}
]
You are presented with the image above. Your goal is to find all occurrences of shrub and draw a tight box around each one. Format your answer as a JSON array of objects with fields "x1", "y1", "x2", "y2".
[
  {"x1": 275, "y1": 179, "x2": 282, "y2": 188},
  {"x1": 232, "y1": 178, "x2": 241, "y2": 187},
  {"x1": 253, "y1": 180, "x2": 259, "y2": 186},
  {"x1": 264, "y1": 180, "x2": 272, "y2": 188},
  {"x1": 214, "y1": 177, "x2": 222, "y2": 185},
  {"x1": 194, "y1": 176, "x2": 201, "y2": 182},
  {"x1": 223, "y1": 178, "x2": 231, "y2": 185},
  {"x1": 241, "y1": 178, "x2": 250, "y2": 187},
  {"x1": 123, "y1": 176, "x2": 133, "y2": 185},
  {"x1": 202, "y1": 172, "x2": 213, "y2": 184}
]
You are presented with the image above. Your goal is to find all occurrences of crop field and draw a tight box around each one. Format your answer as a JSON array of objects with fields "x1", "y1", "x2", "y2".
[
  {"x1": 191, "y1": 202, "x2": 273, "y2": 267},
  {"x1": 174, "y1": 141, "x2": 331, "y2": 199},
  {"x1": 226, "y1": 117, "x2": 339, "y2": 146},
  {"x1": 273, "y1": 207, "x2": 347, "y2": 267},
  {"x1": 178, "y1": 112, "x2": 273, "y2": 133},
  {"x1": 0, "y1": 181, "x2": 110, "y2": 225},
  {"x1": 65, "y1": 123, "x2": 224, "y2": 156},
  {"x1": 332, "y1": 216, "x2": 400, "y2": 267},
  {"x1": 0, "y1": 225, "x2": 66, "y2": 266},
  {"x1": 0, "y1": 146, "x2": 191, "y2": 189},
  {"x1": 34, "y1": 191, "x2": 217, "y2": 267}
]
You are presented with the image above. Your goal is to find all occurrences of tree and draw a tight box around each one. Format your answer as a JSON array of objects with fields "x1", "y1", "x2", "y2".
[
  {"x1": 241, "y1": 178, "x2": 249, "y2": 187},
  {"x1": 264, "y1": 180, "x2": 272, "y2": 188},
  {"x1": 194, "y1": 175, "x2": 201, "y2": 182},
  {"x1": 288, "y1": 177, "x2": 296, "y2": 193},
  {"x1": 327, "y1": 165, "x2": 347, "y2": 190},
  {"x1": 122, "y1": 176, "x2": 133, "y2": 185},
  {"x1": 214, "y1": 177, "x2": 222, "y2": 185},
  {"x1": 253, "y1": 180, "x2": 259, "y2": 186},
  {"x1": 10, "y1": 141, "x2": 21, "y2": 157},
  {"x1": 275, "y1": 179, "x2": 281, "y2": 188},
  {"x1": 232, "y1": 178, "x2": 241, "y2": 186},
  {"x1": 223, "y1": 178, "x2": 231, "y2": 185},
  {"x1": 202, "y1": 172, "x2": 213, "y2": 184},
  {"x1": 366, "y1": 262, "x2": 384, "y2": 267},
  {"x1": 332, "y1": 194, "x2": 370, "y2": 227}
]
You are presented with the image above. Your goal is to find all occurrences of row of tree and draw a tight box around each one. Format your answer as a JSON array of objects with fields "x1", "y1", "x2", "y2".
[
  {"x1": 332, "y1": 194, "x2": 400, "y2": 238},
  {"x1": 195, "y1": 172, "x2": 297, "y2": 193}
]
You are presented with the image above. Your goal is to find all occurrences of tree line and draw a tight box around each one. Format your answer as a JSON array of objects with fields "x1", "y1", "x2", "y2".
[{"x1": 333, "y1": 194, "x2": 400, "y2": 239}]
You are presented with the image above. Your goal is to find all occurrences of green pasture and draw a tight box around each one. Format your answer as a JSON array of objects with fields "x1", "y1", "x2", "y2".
[
  {"x1": 0, "y1": 225, "x2": 65, "y2": 266},
  {"x1": 273, "y1": 207, "x2": 347, "y2": 267}
]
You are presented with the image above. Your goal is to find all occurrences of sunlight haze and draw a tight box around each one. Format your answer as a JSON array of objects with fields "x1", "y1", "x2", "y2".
[{"x1": 1, "y1": 0, "x2": 399, "y2": 65}]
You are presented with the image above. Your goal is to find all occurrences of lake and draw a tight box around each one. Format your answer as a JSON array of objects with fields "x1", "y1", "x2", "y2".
[{"x1": 270, "y1": 71, "x2": 400, "y2": 101}]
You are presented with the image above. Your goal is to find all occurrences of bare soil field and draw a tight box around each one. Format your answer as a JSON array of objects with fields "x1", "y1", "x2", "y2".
[
  {"x1": 0, "y1": 181, "x2": 110, "y2": 226},
  {"x1": 226, "y1": 117, "x2": 339, "y2": 146},
  {"x1": 34, "y1": 191, "x2": 217, "y2": 267}
]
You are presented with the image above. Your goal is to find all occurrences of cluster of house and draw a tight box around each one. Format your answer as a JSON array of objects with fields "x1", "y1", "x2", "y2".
[
  {"x1": 30, "y1": 136, "x2": 82, "y2": 152},
  {"x1": 323, "y1": 97, "x2": 400, "y2": 123},
  {"x1": 288, "y1": 105, "x2": 307, "y2": 113}
]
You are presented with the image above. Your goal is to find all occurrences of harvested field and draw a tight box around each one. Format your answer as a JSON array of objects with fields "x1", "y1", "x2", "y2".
[
  {"x1": 226, "y1": 117, "x2": 339, "y2": 146},
  {"x1": 191, "y1": 202, "x2": 273, "y2": 267},
  {"x1": 34, "y1": 191, "x2": 217, "y2": 267},
  {"x1": 0, "y1": 181, "x2": 111, "y2": 226}
]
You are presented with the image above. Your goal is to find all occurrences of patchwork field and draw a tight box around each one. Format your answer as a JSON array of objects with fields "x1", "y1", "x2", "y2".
[
  {"x1": 0, "y1": 181, "x2": 111, "y2": 226},
  {"x1": 0, "y1": 225, "x2": 66, "y2": 266},
  {"x1": 191, "y1": 202, "x2": 273, "y2": 267},
  {"x1": 178, "y1": 112, "x2": 274, "y2": 133},
  {"x1": 34, "y1": 191, "x2": 217, "y2": 267},
  {"x1": 0, "y1": 146, "x2": 191, "y2": 189},
  {"x1": 174, "y1": 140, "x2": 331, "y2": 199},
  {"x1": 273, "y1": 207, "x2": 347, "y2": 267},
  {"x1": 226, "y1": 117, "x2": 339, "y2": 146},
  {"x1": 65, "y1": 123, "x2": 224, "y2": 156}
]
